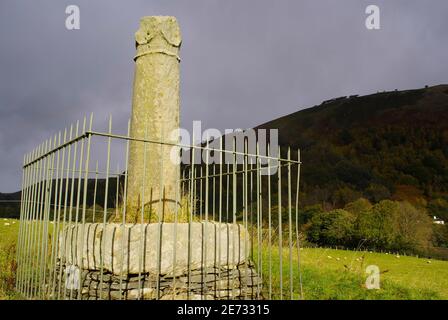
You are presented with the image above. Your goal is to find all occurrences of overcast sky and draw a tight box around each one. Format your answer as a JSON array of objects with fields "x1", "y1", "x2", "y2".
[{"x1": 0, "y1": 0, "x2": 447, "y2": 192}]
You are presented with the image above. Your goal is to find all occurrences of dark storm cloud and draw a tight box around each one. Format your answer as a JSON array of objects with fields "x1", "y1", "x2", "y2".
[{"x1": 0, "y1": 0, "x2": 447, "y2": 191}]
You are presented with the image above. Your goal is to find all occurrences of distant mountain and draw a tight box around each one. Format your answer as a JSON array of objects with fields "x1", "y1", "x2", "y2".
[
  {"x1": 0, "y1": 192, "x2": 21, "y2": 218},
  {"x1": 257, "y1": 84, "x2": 448, "y2": 216},
  {"x1": 0, "y1": 178, "x2": 121, "y2": 219},
  {"x1": 0, "y1": 192, "x2": 21, "y2": 201}
]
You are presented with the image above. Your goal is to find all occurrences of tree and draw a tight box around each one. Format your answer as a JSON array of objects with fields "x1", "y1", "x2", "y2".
[
  {"x1": 332, "y1": 187, "x2": 362, "y2": 207},
  {"x1": 364, "y1": 183, "x2": 391, "y2": 203},
  {"x1": 432, "y1": 225, "x2": 448, "y2": 248},
  {"x1": 428, "y1": 198, "x2": 448, "y2": 221},
  {"x1": 308, "y1": 209, "x2": 356, "y2": 246},
  {"x1": 335, "y1": 160, "x2": 372, "y2": 189},
  {"x1": 394, "y1": 201, "x2": 432, "y2": 251},
  {"x1": 357, "y1": 200, "x2": 397, "y2": 249},
  {"x1": 344, "y1": 198, "x2": 372, "y2": 216},
  {"x1": 355, "y1": 200, "x2": 433, "y2": 252},
  {"x1": 298, "y1": 204, "x2": 323, "y2": 225}
]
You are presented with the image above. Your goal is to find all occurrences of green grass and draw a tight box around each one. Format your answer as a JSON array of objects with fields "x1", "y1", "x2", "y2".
[
  {"x1": 255, "y1": 246, "x2": 448, "y2": 299},
  {"x1": 1, "y1": 218, "x2": 448, "y2": 300},
  {"x1": 0, "y1": 218, "x2": 21, "y2": 299}
]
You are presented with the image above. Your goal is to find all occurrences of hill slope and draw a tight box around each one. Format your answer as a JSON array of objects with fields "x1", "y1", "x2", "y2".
[
  {"x1": 257, "y1": 85, "x2": 448, "y2": 216},
  {"x1": 2, "y1": 85, "x2": 448, "y2": 220}
]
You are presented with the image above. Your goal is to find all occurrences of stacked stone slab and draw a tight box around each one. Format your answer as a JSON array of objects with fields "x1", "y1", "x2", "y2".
[
  {"x1": 55, "y1": 262, "x2": 262, "y2": 300},
  {"x1": 58, "y1": 222, "x2": 251, "y2": 275}
]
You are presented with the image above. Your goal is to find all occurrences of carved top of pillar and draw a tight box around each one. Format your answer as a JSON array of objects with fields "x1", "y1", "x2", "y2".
[{"x1": 134, "y1": 16, "x2": 181, "y2": 61}]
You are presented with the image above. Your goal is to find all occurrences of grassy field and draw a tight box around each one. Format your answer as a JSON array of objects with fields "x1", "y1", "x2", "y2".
[
  {"x1": 1, "y1": 218, "x2": 447, "y2": 300},
  {"x1": 0, "y1": 218, "x2": 20, "y2": 299},
  {"x1": 256, "y1": 246, "x2": 448, "y2": 299}
]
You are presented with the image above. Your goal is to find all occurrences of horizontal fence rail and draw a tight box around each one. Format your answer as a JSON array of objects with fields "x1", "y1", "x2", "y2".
[{"x1": 16, "y1": 115, "x2": 303, "y2": 300}]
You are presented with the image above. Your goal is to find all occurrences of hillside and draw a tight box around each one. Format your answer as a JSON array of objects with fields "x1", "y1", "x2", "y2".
[
  {"x1": 257, "y1": 84, "x2": 448, "y2": 219},
  {"x1": 2, "y1": 85, "x2": 448, "y2": 223}
]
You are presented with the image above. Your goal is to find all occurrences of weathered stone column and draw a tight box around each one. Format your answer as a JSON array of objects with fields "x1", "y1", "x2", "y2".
[{"x1": 126, "y1": 16, "x2": 181, "y2": 222}]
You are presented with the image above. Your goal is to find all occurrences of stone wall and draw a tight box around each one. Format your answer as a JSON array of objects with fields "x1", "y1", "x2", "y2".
[{"x1": 56, "y1": 262, "x2": 262, "y2": 300}]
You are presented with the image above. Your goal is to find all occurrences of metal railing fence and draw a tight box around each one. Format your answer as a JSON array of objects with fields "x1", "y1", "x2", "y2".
[{"x1": 15, "y1": 114, "x2": 303, "y2": 300}]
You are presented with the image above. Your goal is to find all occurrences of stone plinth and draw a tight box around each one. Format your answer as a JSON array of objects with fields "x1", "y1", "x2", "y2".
[{"x1": 59, "y1": 222, "x2": 251, "y2": 276}]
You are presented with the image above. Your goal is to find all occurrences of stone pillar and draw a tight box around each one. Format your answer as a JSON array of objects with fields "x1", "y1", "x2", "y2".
[{"x1": 126, "y1": 16, "x2": 181, "y2": 222}]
